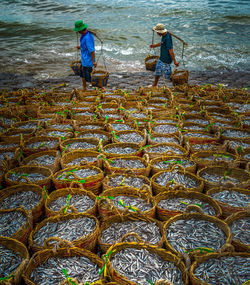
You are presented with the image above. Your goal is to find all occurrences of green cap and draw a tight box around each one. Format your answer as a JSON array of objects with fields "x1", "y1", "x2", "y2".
[{"x1": 73, "y1": 20, "x2": 88, "y2": 32}]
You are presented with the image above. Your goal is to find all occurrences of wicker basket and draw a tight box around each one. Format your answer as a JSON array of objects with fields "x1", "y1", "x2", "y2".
[
  {"x1": 144, "y1": 54, "x2": 159, "y2": 71},
  {"x1": 98, "y1": 213, "x2": 164, "y2": 253},
  {"x1": 98, "y1": 186, "x2": 155, "y2": 220},
  {"x1": 0, "y1": 208, "x2": 32, "y2": 244},
  {"x1": 163, "y1": 209, "x2": 231, "y2": 259},
  {"x1": 189, "y1": 250, "x2": 249, "y2": 285},
  {"x1": 91, "y1": 69, "x2": 109, "y2": 88},
  {"x1": 5, "y1": 165, "x2": 53, "y2": 190},
  {"x1": 206, "y1": 187, "x2": 250, "y2": 218},
  {"x1": 0, "y1": 184, "x2": 44, "y2": 223},
  {"x1": 45, "y1": 187, "x2": 97, "y2": 217},
  {"x1": 60, "y1": 137, "x2": 99, "y2": 154},
  {"x1": 28, "y1": 212, "x2": 99, "y2": 253},
  {"x1": 22, "y1": 150, "x2": 61, "y2": 173},
  {"x1": 23, "y1": 136, "x2": 60, "y2": 156},
  {"x1": 104, "y1": 235, "x2": 188, "y2": 285},
  {"x1": 22, "y1": 247, "x2": 104, "y2": 285},
  {"x1": 0, "y1": 236, "x2": 29, "y2": 285},
  {"x1": 60, "y1": 150, "x2": 102, "y2": 169},
  {"x1": 225, "y1": 210, "x2": 249, "y2": 252},
  {"x1": 171, "y1": 69, "x2": 189, "y2": 86},
  {"x1": 197, "y1": 166, "x2": 250, "y2": 191},
  {"x1": 112, "y1": 129, "x2": 147, "y2": 148},
  {"x1": 151, "y1": 168, "x2": 204, "y2": 196},
  {"x1": 70, "y1": 60, "x2": 81, "y2": 76},
  {"x1": 155, "y1": 190, "x2": 222, "y2": 221},
  {"x1": 53, "y1": 165, "x2": 104, "y2": 195},
  {"x1": 102, "y1": 142, "x2": 142, "y2": 158}
]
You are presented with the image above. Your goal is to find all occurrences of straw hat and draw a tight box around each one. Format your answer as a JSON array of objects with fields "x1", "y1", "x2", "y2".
[{"x1": 152, "y1": 23, "x2": 167, "y2": 34}]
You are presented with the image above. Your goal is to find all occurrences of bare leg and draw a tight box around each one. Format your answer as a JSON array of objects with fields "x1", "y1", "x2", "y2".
[
  {"x1": 81, "y1": 78, "x2": 87, "y2": 91},
  {"x1": 152, "y1": 75, "x2": 160, "y2": 87}
]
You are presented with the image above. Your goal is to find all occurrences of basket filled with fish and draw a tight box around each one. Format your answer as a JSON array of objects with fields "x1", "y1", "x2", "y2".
[
  {"x1": 144, "y1": 54, "x2": 159, "y2": 71},
  {"x1": 206, "y1": 187, "x2": 250, "y2": 218},
  {"x1": 147, "y1": 133, "x2": 180, "y2": 145},
  {"x1": 38, "y1": 128, "x2": 74, "y2": 141},
  {"x1": 22, "y1": 247, "x2": 104, "y2": 285},
  {"x1": 98, "y1": 213, "x2": 164, "y2": 253},
  {"x1": 75, "y1": 121, "x2": 104, "y2": 133},
  {"x1": 45, "y1": 188, "x2": 97, "y2": 217},
  {"x1": 111, "y1": 130, "x2": 147, "y2": 148},
  {"x1": 5, "y1": 165, "x2": 53, "y2": 190},
  {"x1": 22, "y1": 150, "x2": 61, "y2": 173},
  {"x1": 23, "y1": 136, "x2": 60, "y2": 156},
  {"x1": 220, "y1": 128, "x2": 250, "y2": 143},
  {"x1": 0, "y1": 236, "x2": 29, "y2": 285},
  {"x1": 151, "y1": 123, "x2": 180, "y2": 136},
  {"x1": 142, "y1": 143, "x2": 188, "y2": 160},
  {"x1": 103, "y1": 155, "x2": 150, "y2": 176},
  {"x1": 102, "y1": 172, "x2": 151, "y2": 193},
  {"x1": 0, "y1": 208, "x2": 32, "y2": 244},
  {"x1": 151, "y1": 167, "x2": 203, "y2": 195},
  {"x1": 29, "y1": 213, "x2": 99, "y2": 253},
  {"x1": 0, "y1": 128, "x2": 35, "y2": 143},
  {"x1": 60, "y1": 137, "x2": 99, "y2": 154},
  {"x1": 105, "y1": 121, "x2": 136, "y2": 132},
  {"x1": 163, "y1": 207, "x2": 231, "y2": 259},
  {"x1": 156, "y1": 190, "x2": 222, "y2": 221},
  {"x1": 75, "y1": 129, "x2": 110, "y2": 145},
  {"x1": 60, "y1": 150, "x2": 102, "y2": 169},
  {"x1": 102, "y1": 142, "x2": 142, "y2": 158},
  {"x1": 190, "y1": 151, "x2": 239, "y2": 170},
  {"x1": 0, "y1": 148, "x2": 22, "y2": 170},
  {"x1": 225, "y1": 210, "x2": 249, "y2": 253},
  {"x1": 190, "y1": 251, "x2": 250, "y2": 285},
  {"x1": 103, "y1": 234, "x2": 188, "y2": 284},
  {"x1": 197, "y1": 166, "x2": 250, "y2": 191},
  {"x1": 182, "y1": 131, "x2": 220, "y2": 146},
  {"x1": 151, "y1": 156, "x2": 196, "y2": 175},
  {"x1": 70, "y1": 60, "x2": 81, "y2": 76},
  {"x1": 53, "y1": 165, "x2": 104, "y2": 194},
  {"x1": 0, "y1": 184, "x2": 44, "y2": 223},
  {"x1": 91, "y1": 69, "x2": 109, "y2": 88},
  {"x1": 98, "y1": 186, "x2": 155, "y2": 220},
  {"x1": 225, "y1": 137, "x2": 250, "y2": 155}
]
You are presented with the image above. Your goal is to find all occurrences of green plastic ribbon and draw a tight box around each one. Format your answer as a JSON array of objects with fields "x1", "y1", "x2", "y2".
[
  {"x1": 140, "y1": 145, "x2": 151, "y2": 150},
  {"x1": 119, "y1": 199, "x2": 138, "y2": 212},
  {"x1": 180, "y1": 201, "x2": 203, "y2": 208},
  {"x1": 224, "y1": 170, "x2": 230, "y2": 180},
  {"x1": 61, "y1": 269, "x2": 78, "y2": 285},
  {"x1": 105, "y1": 115, "x2": 108, "y2": 123},
  {"x1": 237, "y1": 146, "x2": 243, "y2": 153},
  {"x1": 112, "y1": 131, "x2": 119, "y2": 139},
  {"x1": 136, "y1": 120, "x2": 140, "y2": 126},
  {"x1": 184, "y1": 247, "x2": 214, "y2": 254},
  {"x1": 115, "y1": 119, "x2": 123, "y2": 122},
  {"x1": 42, "y1": 186, "x2": 48, "y2": 200},
  {"x1": 63, "y1": 194, "x2": 72, "y2": 213},
  {"x1": 0, "y1": 274, "x2": 14, "y2": 281},
  {"x1": 147, "y1": 280, "x2": 154, "y2": 285},
  {"x1": 204, "y1": 123, "x2": 215, "y2": 132},
  {"x1": 62, "y1": 144, "x2": 71, "y2": 153},
  {"x1": 96, "y1": 196, "x2": 114, "y2": 200},
  {"x1": 99, "y1": 250, "x2": 114, "y2": 277}
]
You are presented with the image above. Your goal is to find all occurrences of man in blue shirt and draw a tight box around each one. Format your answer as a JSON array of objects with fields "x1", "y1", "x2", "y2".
[
  {"x1": 150, "y1": 23, "x2": 179, "y2": 87},
  {"x1": 73, "y1": 20, "x2": 97, "y2": 91}
]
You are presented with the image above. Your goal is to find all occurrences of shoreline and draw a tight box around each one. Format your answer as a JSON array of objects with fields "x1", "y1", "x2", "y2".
[{"x1": 0, "y1": 69, "x2": 249, "y2": 92}]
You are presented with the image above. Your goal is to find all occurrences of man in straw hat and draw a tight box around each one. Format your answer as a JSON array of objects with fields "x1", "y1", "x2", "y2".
[
  {"x1": 149, "y1": 23, "x2": 179, "y2": 87},
  {"x1": 73, "y1": 20, "x2": 97, "y2": 91}
]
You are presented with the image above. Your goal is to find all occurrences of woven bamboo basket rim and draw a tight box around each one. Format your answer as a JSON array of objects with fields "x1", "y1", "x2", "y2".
[
  {"x1": 0, "y1": 140, "x2": 21, "y2": 150},
  {"x1": 0, "y1": 128, "x2": 35, "y2": 142},
  {"x1": 98, "y1": 213, "x2": 164, "y2": 253},
  {"x1": 0, "y1": 207, "x2": 32, "y2": 242},
  {"x1": 189, "y1": 251, "x2": 250, "y2": 285},
  {"x1": 103, "y1": 155, "x2": 150, "y2": 176},
  {"x1": 197, "y1": 166, "x2": 250, "y2": 188},
  {"x1": 75, "y1": 121, "x2": 105, "y2": 131},
  {"x1": 144, "y1": 54, "x2": 160, "y2": 69},
  {"x1": 102, "y1": 142, "x2": 141, "y2": 158},
  {"x1": 60, "y1": 137, "x2": 99, "y2": 153},
  {"x1": 163, "y1": 211, "x2": 232, "y2": 258},
  {"x1": 151, "y1": 122, "x2": 180, "y2": 133},
  {"x1": 151, "y1": 168, "x2": 204, "y2": 195},
  {"x1": 29, "y1": 212, "x2": 99, "y2": 252},
  {"x1": 155, "y1": 190, "x2": 222, "y2": 219},
  {"x1": 5, "y1": 165, "x2": 53, "y2": 187},
  {"x1": 182, "y1": 130, "x2": 217, "y2": 140},
  {"x1": 12, "y1": 120, "x2": 41, "y2": 129},
  {"x1": 53, "y1": 165, "x2": 103, "y2": 186},
  {"x1": 225, "y1": 210, "x2": 250, "y2": 250},
  {"x1": 39, "y1": 128, "x2": 74, "y2": 139},
  {"x1": 105, "y1": 121, "x2": 137, "y2": 132},
  {"x1": 70, "y1": 60, "x2": 81, "y2": 68},
  {"x1": 143, "y1": 143, "x2": 188, "y2": 157},
  {"x1": 104, "y1": 238, "x2": 188, "y2": 285},
  {"x1": 22, "y1": 150, "x2": 60, "y2": 172},
  {"x1": 220, "y1": 127, "x2": 250, "y2": 141},
  {"x1": 150, "y1": 155, "x2": 196, "y2": 175},
  {"x1": 102, "y1": 172, "x2": 151, "y2": 192},
  {"x1": 24, "y1": 136, "x2": 60, "y2": 151},
  {"x1": 45, "y1": 187, "x2": 97, "y2": 217},
  {"x1": 0, "y1": 183, "x2": 44, "y2": 215},
  {"x1": 148, "y1": 133, "x2": 181, "y2": 145},
  {"x1": 22, "y1": 247, "x2": 104, "y2": 285},
  {"x1": 0, "y1": 236, "x2": 29, "y2": 285},
  {"x1": 91, "y1": 69, "x2": 109, "y2": 78},
  {"x1": 113, "y1": 129, "x2": 146, "y2": 142},
  {"x1": 61, "y1": 150, "x2": 101, "y2": 169},
  {"x1": 75, "y1": 129, "x2": 110, "y2": 142},
  {"x1": 99, "y1": 186, "x2": 155, "y2": 217}
]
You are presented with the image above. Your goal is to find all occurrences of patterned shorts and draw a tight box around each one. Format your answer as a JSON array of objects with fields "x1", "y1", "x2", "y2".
[
  {"x1": 154, "y1": 59, "x2": 172, "y2": 79},
  {"x1": 80, "y1": 65, "x2": 93, "y2": 82}
]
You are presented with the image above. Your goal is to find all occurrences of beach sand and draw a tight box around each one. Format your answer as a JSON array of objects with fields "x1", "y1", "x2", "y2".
[{"x1": 0, "y1": 69, "x2": 249, "y2": 91}]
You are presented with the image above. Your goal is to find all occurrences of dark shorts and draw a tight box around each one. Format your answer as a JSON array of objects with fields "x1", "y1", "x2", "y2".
[{"x1": 80, "y1": 65, "x2": 93, "y2": 82}]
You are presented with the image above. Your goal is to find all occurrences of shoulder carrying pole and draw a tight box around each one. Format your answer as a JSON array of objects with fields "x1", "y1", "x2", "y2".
[{"x1": 168, "y1": 31, "x2": 188, "y2": 45}]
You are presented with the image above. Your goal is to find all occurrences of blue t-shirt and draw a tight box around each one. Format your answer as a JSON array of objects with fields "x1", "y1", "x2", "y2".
[
  {"x1": 80, "y1": 31, "x2": 95, "y2": 67},
  {"x1": 160, "y1": 33, "x2": 173, "y2": 64}
]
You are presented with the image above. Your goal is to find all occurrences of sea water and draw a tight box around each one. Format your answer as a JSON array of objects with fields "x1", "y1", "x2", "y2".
[{"x1": 0, "y1": 0, "x2": 249, "y2": 79}]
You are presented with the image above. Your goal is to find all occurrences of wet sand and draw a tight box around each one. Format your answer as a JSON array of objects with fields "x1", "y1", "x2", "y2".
[{"x1": 0, "y1": 69, "x2": 249, "y2": 91}]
